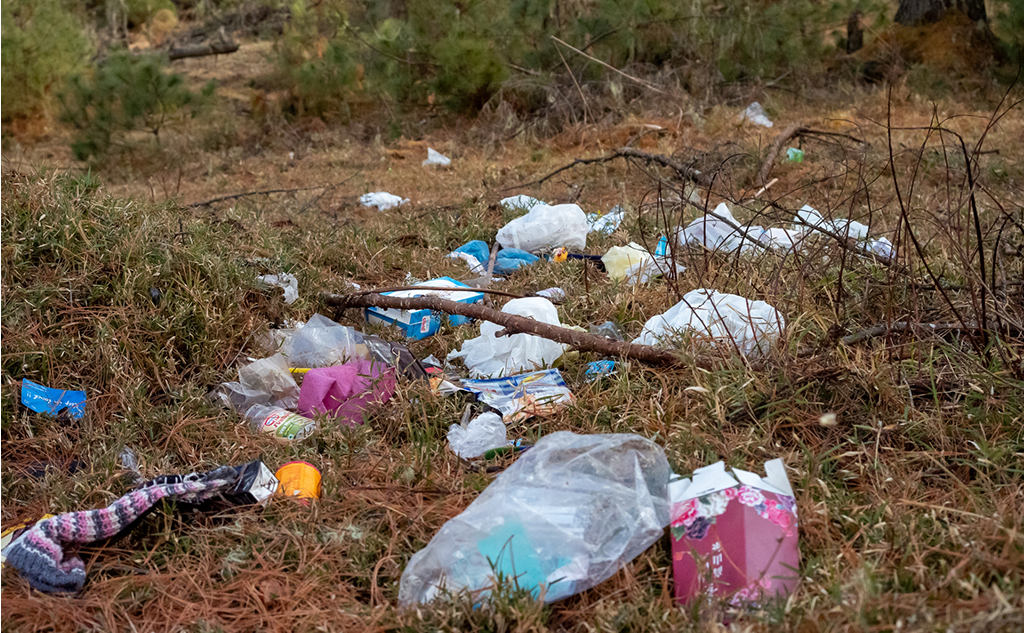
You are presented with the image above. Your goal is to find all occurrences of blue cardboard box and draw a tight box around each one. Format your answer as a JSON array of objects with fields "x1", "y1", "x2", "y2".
[{"x1": 364, "y1": 277, "x2": 484, "y2": 340}]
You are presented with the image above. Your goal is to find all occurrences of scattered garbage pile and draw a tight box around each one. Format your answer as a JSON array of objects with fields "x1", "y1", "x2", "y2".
[{"x1": 12, "y1": 185, "x2": 897, "y2": 615}]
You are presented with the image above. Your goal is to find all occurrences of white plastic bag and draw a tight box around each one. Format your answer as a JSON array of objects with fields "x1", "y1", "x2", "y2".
[
  {"x1": 360, "y1": 192, "x2": 408, "y2": 210},
  {"x1": 500, "y1": 195, "x2": 543, "y2": 212},
  {"x1": 633, "y1": 289, "x2": 784, "y2": 356},
  {"x1": 447, "y1": 412, "x2": 509, "y2": 459},
  {"x1": 255, "y1": 273, "x2": 299, "y2": 304},
  {"x1": 796, "y1": 205, "x2": 893, "y2": 259},
  {"x1": 495, "y1": 203, "x2": 589, "y2": 254},
  {"x1": 739, "y1": 102, "x2": 773, "y2": 127},
  {"x1": 447, "y1": 297, "x2": 568, "y2": 378},
  {"x1": 280, "y1": 313, "x2": 366, "y2": 368},
  {"x1": 398, "y1": 431, "x2": 672, "y2": 605},
  {"x1": 423, "y1": 148, "x2": 451, "y2": 167},
  {"x1": 588, "y1": 206, "x2": 625, "y2": 234},
  {"x1": 677, "y1": 203, "x2": 764, "y2": 254}
]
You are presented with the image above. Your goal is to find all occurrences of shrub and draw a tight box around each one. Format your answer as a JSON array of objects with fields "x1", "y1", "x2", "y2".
[
  {"x1": 1, "y1": 0, "x2": 93, "y2": 121},
  {"x1": 59, "y1": 51, "x2": 215, "y2": 160}
]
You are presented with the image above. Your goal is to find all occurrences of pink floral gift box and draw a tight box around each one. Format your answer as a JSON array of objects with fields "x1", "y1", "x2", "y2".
[{"x1": 668, "y1": 459, "x2": 799, "y2": 608}]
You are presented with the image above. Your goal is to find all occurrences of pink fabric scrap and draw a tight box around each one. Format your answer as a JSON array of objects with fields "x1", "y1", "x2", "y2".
[{"x1": 297, "y1": 361, "x2": 397, "y2": 426}]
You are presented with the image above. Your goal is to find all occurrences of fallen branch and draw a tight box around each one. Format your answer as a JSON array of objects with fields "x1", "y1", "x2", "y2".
[
  {"x1": 323, "y1": 292, "x2": 686, "y2": 367},
  {"x1": 616, "y1": 147, "x2": 713, "y2": 187},
  {"x1": 758, "y1": 124, "x2": 806, "y2": 186},
  {"x1": 167, "y1": 38, "x2": 239, "y2": 61},
  {"x1": 502, "y1": 147, "x2": 712, "y2": 192},
  {"x1": 841, "y1": 321, "x2": 1021, "y2": 345},
  {"x1": 188, "y1": 172, "x2": 362, "y2": 208},
  {"x1": 551, "y1": 36, "x2": 668, "y2": 96},
  {"x1": 348, "y1": 286, "x2": 531, "y2": 301},
  {"x1": 757, "y1": 125, "x2": 865, "y2": 185}
]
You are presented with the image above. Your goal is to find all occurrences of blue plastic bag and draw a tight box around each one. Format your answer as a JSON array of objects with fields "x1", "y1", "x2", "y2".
[
  {"x1": 494, "y1": 248, "x2": 540, "y2": 275},
  {"x1": 21, "y1": 379, "x2": 86, "y2": 419}
]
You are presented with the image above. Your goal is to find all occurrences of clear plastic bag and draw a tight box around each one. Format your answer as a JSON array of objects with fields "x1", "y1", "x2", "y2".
[
  {"x1": 633, "y1": 289, "x2": 784, "y2": 357},
  {"x1": 211, "y1": 353, "x2": 300, "y2": 412},
  {"x1": 446, "y1": 297, "x2": 567, "y2": 378},
  {"x1": 280, "y1": 313, "x2": 366, "y2": 368},
  {"x1": 398, "y1": 431, "x2": 672, "y2": 605},
  {"x1": 495, "y1": 203, "x2": 589, "y2": 254}
]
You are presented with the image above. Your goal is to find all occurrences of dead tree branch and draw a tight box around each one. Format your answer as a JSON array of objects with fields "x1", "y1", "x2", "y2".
[
  {"x1": 502, "y1": 147, "x2": 712, "y2": 192},
  {"x1": 841, "y1": 321, "x2": 1021, "y2": 345},
  {"x1": 323, "y1": 292, "x2": 687, "y2": 367},
  {"x1": 757, "y1": 125, "x2": 866, "y2": 185},
  {"x1": 167, "y1": 38, "x2": 239, "y2": 61},
  {"x1": 551, "y1": 36, "x2": 668, "y2": 95}
]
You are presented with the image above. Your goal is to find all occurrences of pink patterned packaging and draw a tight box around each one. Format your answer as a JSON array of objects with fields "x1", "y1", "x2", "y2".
[{"x1": 669, "y1": 459, "x2": 799, "y2": 608}]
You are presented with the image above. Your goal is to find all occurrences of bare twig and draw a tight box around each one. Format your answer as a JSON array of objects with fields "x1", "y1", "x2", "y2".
[
  {"x1": 188, "y1": 172, "x2": 362, "y2": 208},
  {"x1": 551, "y1": 36, "x2": 668, "y2": 95},
  {"x1": 839, "y1": 321, "x2": 1019, "y2": 345},
  {"x1": 323, "y1": 292, "x2": 687, "y2": 367},
  {"x1": 501, "y1": 147, "x2": 712, "y2": 192},
  {"x1": 757, "y1": 125, "x2": 865, "y2": 185}
]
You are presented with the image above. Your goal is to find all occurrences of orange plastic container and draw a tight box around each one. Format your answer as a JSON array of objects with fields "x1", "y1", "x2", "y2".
[{"x1": 275, "y1": 461, "x2": 322, "y2": 500}]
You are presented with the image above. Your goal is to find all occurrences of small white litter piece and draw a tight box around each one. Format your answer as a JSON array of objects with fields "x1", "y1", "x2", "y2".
[
  {"x1": 447, "y1": 251, "x2": 486, "y2": 275},
  {"x1": 633, "y1": 288, "x2": 784, "y2": 357},
  {"x1": 500, "y1": 195, "x2": 543, "y2": 212},
  {"x1": 588, "y1": 205, "x2": 625, "y2": 234},
  {"x1": 255, "y1": 273, "x2": 299, "y2": 304},
  {"x1": 360, "y1": 192, "x2": 409, "y2": 210},
  {"x1": 423, "y1": 148, "x2": 451, "y2": 167},
  {"x1": 447, "y1": 412, "x2": 509, "y2": 459},
  {"x1": 535, "y1": 286, "x2": 566, "y2": 301},
  {"x1": 739, "y1": 102, "x2": 774, "y2": 128}
]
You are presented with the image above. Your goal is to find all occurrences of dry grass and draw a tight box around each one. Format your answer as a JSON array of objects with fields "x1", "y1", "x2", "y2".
[{"x1": 2, "y1": 59, "x2": 1023, "y2": 633}]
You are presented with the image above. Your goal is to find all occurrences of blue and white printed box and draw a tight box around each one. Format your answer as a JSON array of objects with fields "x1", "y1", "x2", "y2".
[{"x1": 364, "y1": 277, "x2": 484, "y2": 340}]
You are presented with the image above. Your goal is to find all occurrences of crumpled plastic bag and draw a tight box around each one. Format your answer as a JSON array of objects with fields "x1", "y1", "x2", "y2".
[
  {"x1": 739, "y1": 102, "x2": 773, "y2": 127},
  {"x1": 678, "y1": 203, "x2": 806, "y2": 254},
  {"x1": 447, "y1": 412, "x2": 509, "y2": 459},
  {"x1": 398, "y1": 431, "x2": 672, "y2": 605},
  {"x1": 448, "y1": 240, "x2": 489, "y2": 274},
  {"x1": 212, "y1": 354, "x2": 299, "y2": 412},
  {"x1": 633, "y1": 289, "x2": 785, "y2": 357},
  {"x1": 496, "y1": 203, "x2": 589, "y2": 254},
  {"x1": 602, "y1": 243, "x2": 651, "y2": 279},
  {"x1": 448, "y1": 241, "x2": 541, "y2": 275},
  {"x1": 255, "y1": 273, "x2": 299, "y2": 304},
  {"x1": 296, "y1": 361, "x2": 397, "y2": 426},
  {"x1": 423, "y1": 148, "x2": 451, "y2": 167},
  {"x1": 360, "y1": 192, "x2": 408, "y2": 210},
  {"x1": 677, "y1": 204, "x2": 765, "y2": 254},
  {"x1": 281, "y1": 313, "x2": 365, "y2": 368},
  {"x1": 495, "y1": 248, "x2": 540, "y2": 274},
  {"x1": 796, "y1": 205, "x2": 894, "y2": 259},
  {"x1": 602, "y1": 243, "x2": 685, "y2": 284},
  {"x1": 588, "y1": 206, "x2": 625, "y2": 234},
  {"x1": 500, "y1": 195, "x2": 543, "y2": 211},
  {"x1": 447, "y1": 297, "x2": 568, "y2": 378}
]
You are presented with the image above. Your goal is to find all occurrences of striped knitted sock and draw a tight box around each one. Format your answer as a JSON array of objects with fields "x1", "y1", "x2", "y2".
[{"x1": 4, "y1": 467, "x2": 238, "y2": 594}]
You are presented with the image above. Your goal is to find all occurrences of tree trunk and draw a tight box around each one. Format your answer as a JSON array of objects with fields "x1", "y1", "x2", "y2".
[{"x1": 895, "y1": 0, "x2": 987, "y2": 26}]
